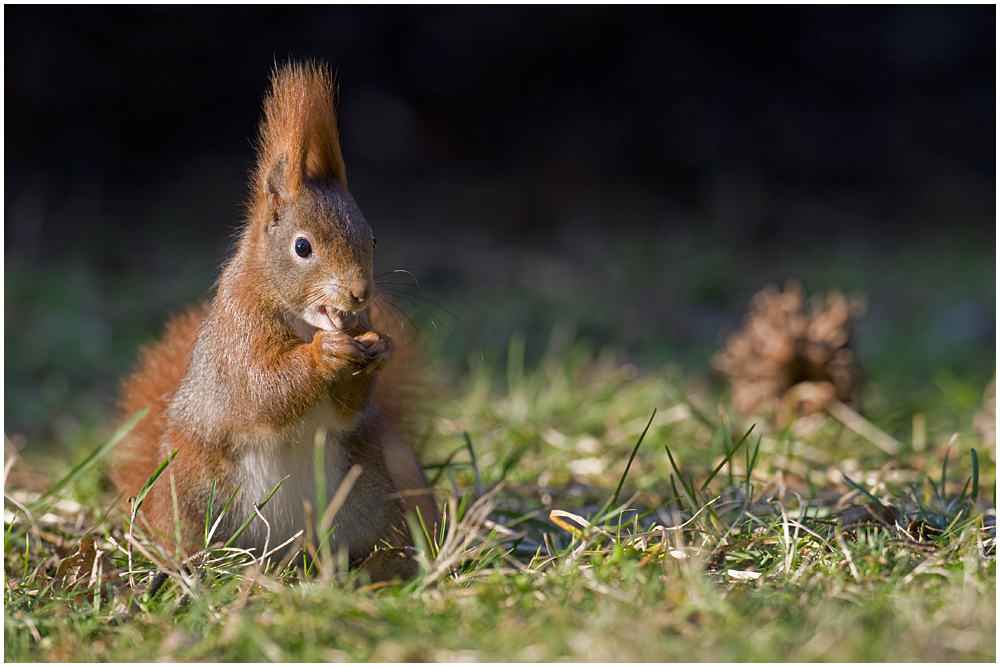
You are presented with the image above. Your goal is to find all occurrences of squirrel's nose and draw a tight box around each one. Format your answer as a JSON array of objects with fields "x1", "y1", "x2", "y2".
[{"x1": 350, "y1": 287, "x2": 370, "y2": 306}]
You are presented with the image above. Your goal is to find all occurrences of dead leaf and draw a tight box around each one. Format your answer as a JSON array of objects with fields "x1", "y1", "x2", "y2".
[
  {"x1": 907, "y1": 519, "x2": 943, "y2": 543},
  {"x1": 836, "y1": 501, "x2": 900, "y2": 528},
  {"x1": 53, "y1": 535, "x2": 120, "y2": 594},
  {"x1": 356, "y1": 547, "x2": 420, "y2": 587}
]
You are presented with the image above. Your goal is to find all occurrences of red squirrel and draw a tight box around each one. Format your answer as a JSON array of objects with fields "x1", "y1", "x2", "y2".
[{"x1": 110, "y1": 61, "x2": 437, "y2": 564}]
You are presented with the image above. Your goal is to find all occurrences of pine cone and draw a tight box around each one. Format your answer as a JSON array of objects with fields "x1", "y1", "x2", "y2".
[{"x1": 713, "y1": 280, "x2": 866, "y2": 423}]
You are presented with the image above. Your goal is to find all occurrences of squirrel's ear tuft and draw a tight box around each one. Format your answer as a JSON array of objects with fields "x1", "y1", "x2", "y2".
[
  {"x1": 300, "y1": 73, "x2": 347, "y2": 187},
  {"x1": 265, "y1": 154, "x2": 290, "y2": 229},
  {"x1": 252, "y1": 61, "x2": 347, "y2": 224}
]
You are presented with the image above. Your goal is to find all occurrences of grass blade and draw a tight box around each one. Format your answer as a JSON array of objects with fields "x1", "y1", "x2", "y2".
[
  {"x1": 747, "y1": 436, "x2": 761, "y2": 478},
  {"x1": 702, "y1": 424, "x2": 755, "y2": 491},
  {"x1": 669, "y1": 474, "x2": 683, "y2": 514},
  {"x1": 463, "y1": 432, "x2": 484, "y2": 496},
  {"x1": 664, "y1": 442, "x2": 698, "y2": 509},
  {"x1": 223, "y1": 479, "x2": 285, "y2": 549},
  {"x1": 208, "y1": 481, "x2": 243, "y2": 545},
  {"x1": 841, "y1": 473, "x2": 880, "y2": 504},
  {"x1": 203, "y1": 479, "x2": 218, "y2": 548},
  {"x1": 506, "y1": 333, "x2": 526, "y2": 396},
  {"x1": 940, "y1": 446, "x2": 949, "y2": 499},
  {"x1": 970, "y1": 448, "x2": 979, "y2": 504},
  {"x1": 30, "y1": 407, "x2": 148, "y2": 511},
  {"x1": 132, "y1": 449, "x2": 177, "y2": 513},
  {"x1": 499, "y1": 442, "x2": 529, "y2": 484},
  {"x1": 314, "y1": 427, "x2": 327, "y2": 521},
  {"x1": 425, "y1": 443, "x2": 471, "y2": 487},
  {"x1": 610, "y1": 408, "x2": 656, "y2": 511}
]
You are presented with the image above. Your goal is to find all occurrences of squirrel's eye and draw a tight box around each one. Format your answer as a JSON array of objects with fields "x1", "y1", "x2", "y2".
[
  {"x1": 372, "y1": 235, "x2": 377, "y2": 250},
  {"x1": 294, "y1": 237, "x2": 313, "y2": 258}
]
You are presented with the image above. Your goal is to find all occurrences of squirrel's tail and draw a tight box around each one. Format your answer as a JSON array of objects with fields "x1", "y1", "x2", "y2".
[
  {"x1": 109, "y1": 306, "x2": 207, "y2": 502},
  {"x1": 372, "y1": 307, "x2": 441, "y2": 529}
]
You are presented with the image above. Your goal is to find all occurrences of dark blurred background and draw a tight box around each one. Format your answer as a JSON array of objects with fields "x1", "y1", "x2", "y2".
[{"x1": 5, "y1": 5, "x2": 996, "y2": 451}]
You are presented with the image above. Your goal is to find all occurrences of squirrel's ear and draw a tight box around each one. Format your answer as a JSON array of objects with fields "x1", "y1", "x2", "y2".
[
  {"x1": 254, "y1": 61, "x2": 348, "y2": 226},
  {"x1": 303, "y1": 128, "x2": 347, "y2": 188},
  {"x1": 265, "y1": 154, "x2": 291, "y2": 229}
]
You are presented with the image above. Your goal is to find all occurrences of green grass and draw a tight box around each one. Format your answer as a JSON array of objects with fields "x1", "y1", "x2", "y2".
[
  {"x1": 4, "y1": 222, "x2": 995, "y2": 661},
  {"x1": 4, "y1": 335, "x2": 995, "y2": 661}
]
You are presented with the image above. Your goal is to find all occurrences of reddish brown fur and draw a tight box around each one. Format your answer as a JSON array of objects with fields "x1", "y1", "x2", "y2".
[
  {"x1": 110, "y1": 61, "x2": 437, "y2": 559},
  {"x1": 110, "y1": 306, "x2": 210, "y2": 545},
  {"x1": 252, "y1": 61, "x2": 347, "y2": 220},
  {"x1": 371, "y1": 309, "x2": 440, "y2": 525},
  {"x1": 110, "y1": 305, "x2": 206, "y2": 502}
]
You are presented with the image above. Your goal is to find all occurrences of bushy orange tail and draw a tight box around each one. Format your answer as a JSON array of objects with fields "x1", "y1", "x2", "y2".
[
  {"x1": 372, "y1": 307, "x2": 440, "y2": 527},
  {"x1": 109, "y1": 306, "x2": 207, "y2": 501}
]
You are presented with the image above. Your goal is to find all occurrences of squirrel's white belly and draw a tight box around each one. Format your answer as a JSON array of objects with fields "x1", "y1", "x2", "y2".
[{"x1": 222, "y1": 401, "x2": 384, "y2": 560}]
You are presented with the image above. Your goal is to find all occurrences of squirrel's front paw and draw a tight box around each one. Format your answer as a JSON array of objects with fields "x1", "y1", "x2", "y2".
[
  {"x1": 318, "y1": 330, "x2": 371, "y2": 375},
  {"x1": 316, "y1": 330, "x2": 392, "y2": 377},
  {"x1": 352, "y1": 331, "x2": 393, "y2": 375}
]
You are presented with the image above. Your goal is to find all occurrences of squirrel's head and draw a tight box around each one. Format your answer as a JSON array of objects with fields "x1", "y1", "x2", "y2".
[
  {"x1": 247, "y1": 61, "x2": 376, "y2": 334},
  {"x1": 261, "y1": 167, "x2": 376, "y2": 332}
]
